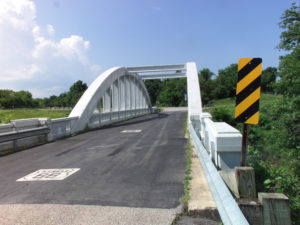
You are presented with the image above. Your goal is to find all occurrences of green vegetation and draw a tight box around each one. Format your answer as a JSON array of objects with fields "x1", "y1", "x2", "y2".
[
  {"x1": 148, "y1": 3, "x2": 300, "y2": 223},
  {"x1": 145, "y1": 78, "x2": 187, "y2": 106},
  {"x1": 210, "y1": 94, "x2": 299, "y2": 224},
  {"x1": 207, "y1": 4, "x2": 300, "y2": 223},
  {"x1": 0, "y1": 3, "x2": 298, "y2": 223},
  {"x1": 42, "y1": 80, "x2": 87, "y2": 107},
  {"x1": 205, "y1": 93, "x2": 282, "y2": 113},
  {"x1": 0, "y1": 90, "x2": 38, "y2": 109},
  {"x1": 0, "y1": 80, "x2": 87, "y2": 109},
  {"x1": 182, "y1": 123, "x2": 192, "y2": 212},
  {"x1": 145, "y1": 66, "x2": 278, "y2": 107},
  {"x1": 0, "y1": 109, "x2": 71, "y2": 124}
]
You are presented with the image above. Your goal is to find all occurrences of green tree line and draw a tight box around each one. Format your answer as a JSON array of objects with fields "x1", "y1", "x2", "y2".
[
  {"x1": 144, "y1": 64, "x2": 278, "y2": 107},
  {"x1": 0, "y1": 80, "x2": 87, "y2": 109}
]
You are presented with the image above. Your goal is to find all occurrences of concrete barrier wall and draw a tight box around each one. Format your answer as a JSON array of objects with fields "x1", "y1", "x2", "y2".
[
  {"x1": 0, "y1": 109, "x2": 151, "y2": 155},
  {"x1": 191, "y1": 112, "x2": 242, "y2": 170},
  {"x1": 0, "y1": 117, "x2": 77, "y2": 154}
]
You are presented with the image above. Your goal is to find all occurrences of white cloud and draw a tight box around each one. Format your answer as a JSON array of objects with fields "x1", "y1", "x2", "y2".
[
  {"x1": 46, "y1": 24, "x2": 55, "y2": 36},
  {"x1": 0, "y1": 0, "x2": 100, "y2": 97}
]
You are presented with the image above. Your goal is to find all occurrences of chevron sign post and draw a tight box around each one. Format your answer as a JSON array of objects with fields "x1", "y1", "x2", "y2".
[{"x1": 235, "y1": 58, "x2": 262, "y2": 166}]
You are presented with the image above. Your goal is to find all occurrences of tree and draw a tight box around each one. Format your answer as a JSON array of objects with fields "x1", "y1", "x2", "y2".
[
  {"x1": 42, "y1": 80, "x2": 88, "y2": 107},
  {"x1": 68, "y1": 80, "x2": 88, "y2": 107},
  {"x1": 158, "y1": 78, "x2": 187, "y2": 106},
  {"x1": 277, "y1": 48, "x2": 300, "y2": 97},
  {"x1": 199, "y1": 68, "x2": 214, "y2": 81},
  {"x1": 261, "y1": 67, "x2": 278, "y2": 93},
  {"x1": 278, "y1": 3, "x2": 300, "y2": 51},
  {"x1": 198, "y1": 68, "x2": 216, "y2": 105},
  {"x1": 277, "y1": 3, "x2": 300, "y2": 98},
  {"x1": 69, "y1": 80, "x2": 88, "y2": 93},
  {"x1": 213, "y1": 64, "x2": 237, "y2": 99},
  {"x1": 0, "y1": 90, "x2": 36, "y2": 108},
  {"x1": 144, "y1": 80, "x2": 163, "y2": 105}
]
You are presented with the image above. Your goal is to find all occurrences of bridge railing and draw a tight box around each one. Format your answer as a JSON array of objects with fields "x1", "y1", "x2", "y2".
[
  {"x1": 46, "y1": 117, "x2": 79, "y2": 141},
  {"x1": 0, "y1": 117, "x2": 78, "y2": 155},
  {"x1": 0, "y1": 108, "x2": 151, "y2": 155},
  {"x1": 88, "y1": 108, "x2": 151, "y2": 129},
  {"x1": 191, "y1": 113, "x2": 242, "y2": 170},
  {"x1": 189, "y1": 113, "x2": 250, "y2": 225}
]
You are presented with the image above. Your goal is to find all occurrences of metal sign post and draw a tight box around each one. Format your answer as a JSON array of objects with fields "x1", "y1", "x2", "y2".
[
  {"x1": 235, "y1": 58, "x2": 262, "y2": 166},
  {"x1": 241, "y1": 123, "x2": 249, "y2": 166}
]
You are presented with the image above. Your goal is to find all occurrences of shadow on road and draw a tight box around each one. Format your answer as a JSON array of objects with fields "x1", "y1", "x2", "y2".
[{"x1": 101, "y1": 113, "x2": 170, "y2": 129}]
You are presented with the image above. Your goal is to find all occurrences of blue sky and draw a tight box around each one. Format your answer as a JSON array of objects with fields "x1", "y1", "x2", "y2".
[{"x1": 0, "y1": 0, "x2": 296, "y2": 97}]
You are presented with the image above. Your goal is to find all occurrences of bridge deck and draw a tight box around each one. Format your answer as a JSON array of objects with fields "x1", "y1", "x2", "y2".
[{"x1": 0, "y1": 112, "x2": 187, "y2": 224}]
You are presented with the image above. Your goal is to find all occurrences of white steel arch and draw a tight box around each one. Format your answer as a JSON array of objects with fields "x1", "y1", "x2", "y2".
[
  {"x1": 69, "y1": 67, "x2": 152, "y2": 133},
  {"x1": 127, "y1": 62, "x2": 202, "y2": 119},
  {"x1": 69, "y1": 62, "x2": 202, "y2": 133}
]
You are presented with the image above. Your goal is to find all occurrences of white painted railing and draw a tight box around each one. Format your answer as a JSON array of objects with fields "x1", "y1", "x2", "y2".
[
  {"x1": 88, "y1": 108, "x2": 150, "y2": 128},
  {"x1": 48, "y1": 117, "x2": 79, "y2": 141},
  {"x1": 193, "y1": 113, "x2": 242, "y2": 170},
  {"x1": 0, "y1": 117, "x2": 78, "y2": 154},
  {"x1": 0, "y1": 108, "x2": 151, "y2": 154}
]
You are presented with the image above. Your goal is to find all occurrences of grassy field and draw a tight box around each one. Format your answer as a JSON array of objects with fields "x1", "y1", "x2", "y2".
[
  {"x1": 0, "y1": 94, "x2": 281, "y2": 124},
  {"x1": 203, "y1": 93, "x2": 283, "y2": 114},
  {"x1": 0, "y1": 109, "x2": 71, "y2": 124}
]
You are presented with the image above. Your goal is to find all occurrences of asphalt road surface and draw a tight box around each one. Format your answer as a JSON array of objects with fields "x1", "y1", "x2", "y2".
[{"x1": 0, "y1": 111, "x2": 187, "y2": 225}]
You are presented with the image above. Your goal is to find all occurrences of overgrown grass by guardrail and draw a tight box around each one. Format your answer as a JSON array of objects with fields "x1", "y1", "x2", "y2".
[{"x1": 0, "y1": 109, "x2": 71, "y2": 124}]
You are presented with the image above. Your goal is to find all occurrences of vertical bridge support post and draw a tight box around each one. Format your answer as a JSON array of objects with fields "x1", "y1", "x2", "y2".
[{"x1": 258, "y1": 193, "x2": 292, "y2": 225}]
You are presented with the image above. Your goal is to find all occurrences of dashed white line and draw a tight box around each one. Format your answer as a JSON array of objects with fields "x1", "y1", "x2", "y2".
[{"x1": 121, "y1": 130, "x2": 142, "y2": 133}]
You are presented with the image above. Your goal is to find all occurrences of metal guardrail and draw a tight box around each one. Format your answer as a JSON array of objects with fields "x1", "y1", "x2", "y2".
[
  {"x1": 189, "y1": 123, "x2": 249, "y2": 225},
  {"x1": 0, "y1": 127, "x2": 50, "y2": 152},
  {"x1": 0, "y1": 127, "x2": 49, "y2": 143}
]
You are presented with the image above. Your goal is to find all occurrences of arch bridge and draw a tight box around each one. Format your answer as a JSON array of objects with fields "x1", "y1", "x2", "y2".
[
  {"x1": 67, "y1": 61, "x2": 248, "y2": 224},
  {"x1": 69, "y1": 62, "x2": 202, "y2": 133},
  {"x1": 0, "y1": 62, "x2": 249, "y2": 225}
]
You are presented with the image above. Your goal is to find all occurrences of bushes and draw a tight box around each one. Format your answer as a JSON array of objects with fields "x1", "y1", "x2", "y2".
[
  {"x1": 210, "y1": 98, "x2": 300, "y2": 224},
  {"x1": 211, "y1": 107, "x2": 237, "y2": 127}
]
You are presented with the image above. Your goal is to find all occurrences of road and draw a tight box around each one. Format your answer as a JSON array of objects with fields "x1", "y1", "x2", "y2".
[{"x1": 0, "y1": 111, "x2": 187, "y2": 225}]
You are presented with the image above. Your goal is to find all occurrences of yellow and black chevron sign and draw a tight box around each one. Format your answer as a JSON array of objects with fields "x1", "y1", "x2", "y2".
[{"x1": 235, "y1": 58, "x2": 262, "y2": 124}]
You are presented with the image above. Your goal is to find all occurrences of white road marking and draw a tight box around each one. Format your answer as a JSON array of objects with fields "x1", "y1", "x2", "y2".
[
  {"x1": 87, "y1": 144, "x2": 119, "y2": 150},
  {"x1": 16, "y1": 168, "x2": 80, "y2": 181},
  {"x1": 121, "y1": 130, "x2": 142, "y2": 133}
]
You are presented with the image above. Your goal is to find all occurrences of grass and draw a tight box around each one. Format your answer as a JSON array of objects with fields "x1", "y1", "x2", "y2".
[
  {"x1": 182, "y1": 141, "x2": 192, "y2": 211},
  {"x1": 204, "y1": 93, "x2": 283, "y2": 114},
  {"x1": 181, "y1": 119, "x2": 193, "y2": 212},
  {"x1": 172, "y1": 120, "x2": 193, "y2": 225},
  {"x1": 0, "y1": 109, "x2": 71, "y2": 124}
]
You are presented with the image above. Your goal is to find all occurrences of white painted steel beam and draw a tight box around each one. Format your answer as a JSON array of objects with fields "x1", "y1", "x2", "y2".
[
  {"x1": 126, "y1": 64, "x2": 185, "y2": 73},
  {"x1": 186, "y1": 62, "x2": 202, "y2": 118},
  {"x1": 140, "y1": 73, "x2": 186, "y2": 80}
]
